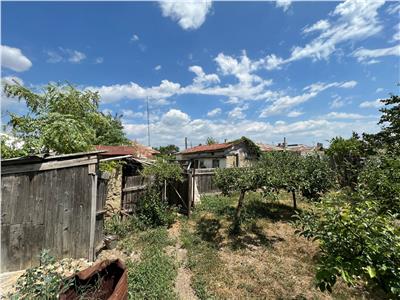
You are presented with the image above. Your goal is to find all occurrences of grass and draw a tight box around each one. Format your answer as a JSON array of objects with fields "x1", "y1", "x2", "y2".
[
  {"x1": 118, "y1": 227, "x2": 178, "y2": 300},
  {"x1": 181, "y1": 192, "x2": 379, "y2": 299}
]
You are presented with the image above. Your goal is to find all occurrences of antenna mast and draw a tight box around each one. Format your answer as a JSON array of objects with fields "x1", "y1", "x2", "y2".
[{"x1": 146, "y1": 97, "x2": 151, "y2": 146}]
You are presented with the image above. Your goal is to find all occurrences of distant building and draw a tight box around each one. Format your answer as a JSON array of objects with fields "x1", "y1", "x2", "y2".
[
  {"x1": 95, "y1": 142, "x2": 160, "y2": 160},
  {"x1": 176, "y1": 138, "x2": 259, "y2": 169},
  {"x1": 258, "y1": 141, "x2": 324, "y2": 156}
]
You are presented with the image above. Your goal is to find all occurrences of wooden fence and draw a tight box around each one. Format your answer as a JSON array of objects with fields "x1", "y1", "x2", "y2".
[
  {"x1": 0, "y1": 151, "x2": 106, "y2": 273},
  {"x1": 120, "y1": 168, "x2": 219, "y2": 216}
]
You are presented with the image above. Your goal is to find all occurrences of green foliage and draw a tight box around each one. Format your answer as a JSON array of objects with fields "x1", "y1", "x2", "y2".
[
  {"x1": 154, "y1": 144, "x2": 179, "y2": 156},
  {"x1": 301, "y1": 155, "x2": 335, "y2": 200},
  {"x1": 259, "y1": 151, "x2": 305, "y2": 194},
  {"x1": 141, "y1": 158, "x2": 183, "y2": 186},
  {"x1": 364, "y1": 94, "x2": 400, "y2": 155},
  {"x1": 126, "y1": 228, "x2": 177, "y2": 300},
  {"x1": 137, "y1": 159, "x2": 183, "y2": 227},
  {"x1": 231, "y1": 136, "x2": 262, "y2": 158},
  {"x1": 295, "y1": 193, "x2": 400, "y2": 296},
  {"x1": 104, "y1": 214, "x2": 143, "y2": 238},
  {"x1": 136, "y1": 186, "x2": 176, "y2": 227},
  {"x1": 326, "y1": 134, "x2": 366, "y2": 189},
  {"x1": 1, "y1": 134, "x2": 27, "y2": 159},
  {"x1": 9, "y1": 250, "x2": 74, "y2": 299},
  {"x1": 214, "y1": 167, "x2": 262, "y2": 195},
  {"x1": 357, "y1": 154, "x2": 400, "y2": 214},
  {"x1": 99, "y1": 160, "x2": 124, "y2": 173},
  {"x1": 3, "y1": 83, "x2": 129, "y2": 157},
  {"x1": 206, "y1": 136, "x2": 218, "y2": 145}
]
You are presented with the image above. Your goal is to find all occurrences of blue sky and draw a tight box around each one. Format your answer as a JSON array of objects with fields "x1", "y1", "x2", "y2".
[{"x1": 1, "y1": 0, "x2": 399, "y2": 148}]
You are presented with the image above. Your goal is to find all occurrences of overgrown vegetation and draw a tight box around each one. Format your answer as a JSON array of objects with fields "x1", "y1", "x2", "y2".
[
  {"x1": 137, "y1": 158, "x2": 183, "y2": 227},
  {"x1": 8, "y1": 250, "x2": 93, "y2": 299},
  {"x1": 2, "y1": 82, "x2": 129, "y2": 158}
]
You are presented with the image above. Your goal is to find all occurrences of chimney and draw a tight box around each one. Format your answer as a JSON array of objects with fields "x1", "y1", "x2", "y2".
[
  {"x1": 283, "y1": 137, "x2": 287, "y2": 149},
  {"x1": 185, "y1": 137, "x2": 188, "y2": 150}
]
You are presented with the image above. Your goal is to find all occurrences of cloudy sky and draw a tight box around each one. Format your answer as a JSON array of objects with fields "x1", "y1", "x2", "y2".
[{"x1": 1, "y1": 0, "x2": 399, "y2": 148}]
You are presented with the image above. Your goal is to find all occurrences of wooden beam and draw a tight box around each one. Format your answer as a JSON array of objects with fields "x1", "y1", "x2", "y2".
[
  {"x1": 99, "y1": 155, "x2": 132, "y2": 162},
  {"x1": 122, "y1": 185, "x2": 147, "y2": 193},
  {"x1": 1, "y1": 157, "x2": 98, "y2": 175}
]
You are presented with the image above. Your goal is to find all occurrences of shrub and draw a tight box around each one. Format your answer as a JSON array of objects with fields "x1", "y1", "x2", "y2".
[
  {"x1": 137, "y1": 185, "x2": 176, "y2": 228},
  {"x1": 357, "y1": 154, "x2": 400, "y2": 214},
  {"x1": 301, "y1": 155, "x2": 335, "y2": 201},
  {"x1": 295, "y1": 193, "x2": 400, "y2": 296}
]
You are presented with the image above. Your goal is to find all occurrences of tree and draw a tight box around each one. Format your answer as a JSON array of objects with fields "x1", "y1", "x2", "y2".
[
  {"x1": 325, "y1": 134, "x2": 365, "y2": 189},
  {"x1": 301, "y1": 154, "x2": 335, "y2": 201},
  {"x1": 259, "y1": 151, "x2": 305, "y2": 209},
  {"x1": 214, "y1": 167, "x2": 263, "y2": 231},
  {"x1": 3, "y1": 82, "x2": 129, "y2": 156},
  {"x1": 364, "y1": 94, "x2": 400, "y2": 155},
  {"x1": 155, "y1": 144, "x2": 180, "y2": 156},
  {"x1": 206, "y1": 137, "x2": 218, "y2": 145}
]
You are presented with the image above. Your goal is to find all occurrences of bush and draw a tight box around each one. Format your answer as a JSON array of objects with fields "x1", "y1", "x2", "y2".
[
  {"x1": 357, "y1": 154, "x2": 400, "y2": 214},
  {"x1": 104, "y1": 214, "x2": 143, "y2": 238},
  {"x1": 137, "y1": 186, "x2": 176, "y2": 227},
  {"x1": 301, "y1": 155, "x2": 335, "y2": 201},
  {"x1": 295, "y1": 193, "x2": 400, "y2": 296}
]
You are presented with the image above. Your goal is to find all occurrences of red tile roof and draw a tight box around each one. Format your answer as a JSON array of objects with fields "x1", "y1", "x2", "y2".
[
  {"x1": 95, "y1": 143, "x2": 159, "y2": 159},
  {"x1": 180, "y1": 143, "x2": 233, "y2": 154}
]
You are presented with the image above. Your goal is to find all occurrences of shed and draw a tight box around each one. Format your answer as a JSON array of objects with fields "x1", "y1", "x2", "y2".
[{"x1": 1, "y1": 151, "x2": 107, "y2": 273}]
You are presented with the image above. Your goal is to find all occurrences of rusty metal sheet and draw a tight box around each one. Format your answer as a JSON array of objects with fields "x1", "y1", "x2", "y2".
[{"x1": 59, "y1": 259, "x2": 128, "y2": 300}]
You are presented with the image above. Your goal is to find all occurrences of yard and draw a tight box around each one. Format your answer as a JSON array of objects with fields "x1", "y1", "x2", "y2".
[{"x1": 112, "y1": 192, "x2": 384, "y2": 299}]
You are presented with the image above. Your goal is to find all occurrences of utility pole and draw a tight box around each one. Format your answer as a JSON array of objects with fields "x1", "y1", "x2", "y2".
[{"x1": 146, "y1": 97, "x2": 151, "y2": 147}]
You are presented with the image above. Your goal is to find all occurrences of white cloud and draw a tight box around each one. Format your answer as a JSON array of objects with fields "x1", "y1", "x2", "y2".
[
  {"x1": 95, "y1": 57, "x2": 104, "y2": 64},
  {"x1": 359, "y1": 99, "x2": 384, "y2": 108},
  {"x1": 275, "y1": 0, "x2": 292, "y2": 12},
  {"x1": 287, "y1": 110, "x2": 303, "y2": 118},
  {"x1": 260, "y1": 80, "x2": 357, "y2": 117},
  {"x1": 1, "y1": 45, "x2": 32, "y2": 72},
  {"x1": 159, "y1": 0, "x2": 212, "y2": 30},
  {"x1": 324, "y1": 112, "x2": 373, "y2": 120},
  {"x1": 122, "y1": 109, "x2": 379, "y2": 149},
  {"x1": 264, "y1": 54, "x2": 284, "y2": 70},
  {"x1": 46, "y1": 48, "x2": 86, "y2": 64},
  {"x1": 330, "y1": 96, "x2": 345, "y2": 109},
  {"x1": 375, "y1": 88, "x2": 384, "y2": 93},
  {"x1": 228, "y1": 105, "x2": 248, "y2": 119},
  {"x1": 353, "y1": 45, "x2": 400, "y2": 62},
  {"x1": 68, "y1": 50, "x2": 86, "y2": 63},
  {"x1": 265, "y1": 0, "x2": 385, "y2": 69},
  {"x1": 387, "y1": 3, "x2": 400, "y2": 15},
  {"x1": 189, "y1": 65, "x2": 220, "y2": 86},
  {"x1": 102, "y1": 108, "x2": 113, "y2": 115},
  {"x1": 121, "y1": 109, "x2": 144, "y2": 119},
  {"x1": 161, "y1": 109, "x2": 190, "y2": 126},
  {"x1": 131, "y1": 34, "x2": 139, "y2": 42},
  {"x1": 303, "y1": 20, "x2": 330, "y2": 34},
  {"x1": 154, "y1": 65, "x2": 162, "y2": 71},
  {"x1": 207, "y1": 108, "x2": 221, "y2": 117}
]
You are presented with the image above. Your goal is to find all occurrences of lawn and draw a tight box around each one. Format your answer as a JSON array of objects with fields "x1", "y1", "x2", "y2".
[
  {"x1": 180, "y1": 192, "x2": 381, "y2": 299},
  {"x1": 111, "y1": 192, "x2": 384, "y2": 299}
]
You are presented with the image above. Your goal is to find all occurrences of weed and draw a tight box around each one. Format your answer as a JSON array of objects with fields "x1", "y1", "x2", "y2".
[{"x1": 126, "y1": 228, "x2": 177, "y2": 299}]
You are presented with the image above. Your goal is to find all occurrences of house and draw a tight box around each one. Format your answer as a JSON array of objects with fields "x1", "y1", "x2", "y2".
[
  {"x1": 176, "y1": 137, "x2": 260, "y2": 169},
  {"x1": 257, "y1": 143, "x2": 284, "y2": 153},
  {"x1": 95, "y1": 142, "x2": 160, "y2": 160}
]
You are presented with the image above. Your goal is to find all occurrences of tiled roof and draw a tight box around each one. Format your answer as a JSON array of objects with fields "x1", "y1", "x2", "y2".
[
  {"x1": 257, "y1": 143, "x2": 283, "y2": 152},
  {"x1": 180, "y1": 143, "x2": 233, "y2": 154},
  {"x1": 95, "y1": 143, "x2": 159, "y2": 159}
]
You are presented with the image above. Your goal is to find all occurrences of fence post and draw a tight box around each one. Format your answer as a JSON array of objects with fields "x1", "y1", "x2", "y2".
[{"x1": 88, "y1": 163, "x2": 98, "y2": 262}]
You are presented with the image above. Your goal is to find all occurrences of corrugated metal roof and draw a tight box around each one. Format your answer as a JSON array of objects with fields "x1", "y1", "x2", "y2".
[{"x1": 95, "y1": 144, "x2": 159, "y2": 159}]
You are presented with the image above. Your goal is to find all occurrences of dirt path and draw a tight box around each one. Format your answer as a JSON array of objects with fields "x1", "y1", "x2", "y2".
[{"x1": 168, "y1": 221, "x2": 198, "y2": 300}]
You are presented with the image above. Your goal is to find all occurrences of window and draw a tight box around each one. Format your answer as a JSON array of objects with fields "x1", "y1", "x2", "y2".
[
  {"x1": 199, "y1": 160, "x2": 206, "y2": 168},
  {"x1": 212, "y1": 159, "x2": 220, "y2": 168}
]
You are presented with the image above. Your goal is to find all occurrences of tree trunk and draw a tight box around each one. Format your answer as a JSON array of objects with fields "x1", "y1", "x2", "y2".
[
  {"x1": 235, "y1": 190, "x2": 246, "y2": 222},
  {"x1": 292, "y1": 190, "x2": 297, "y2": 210}
]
